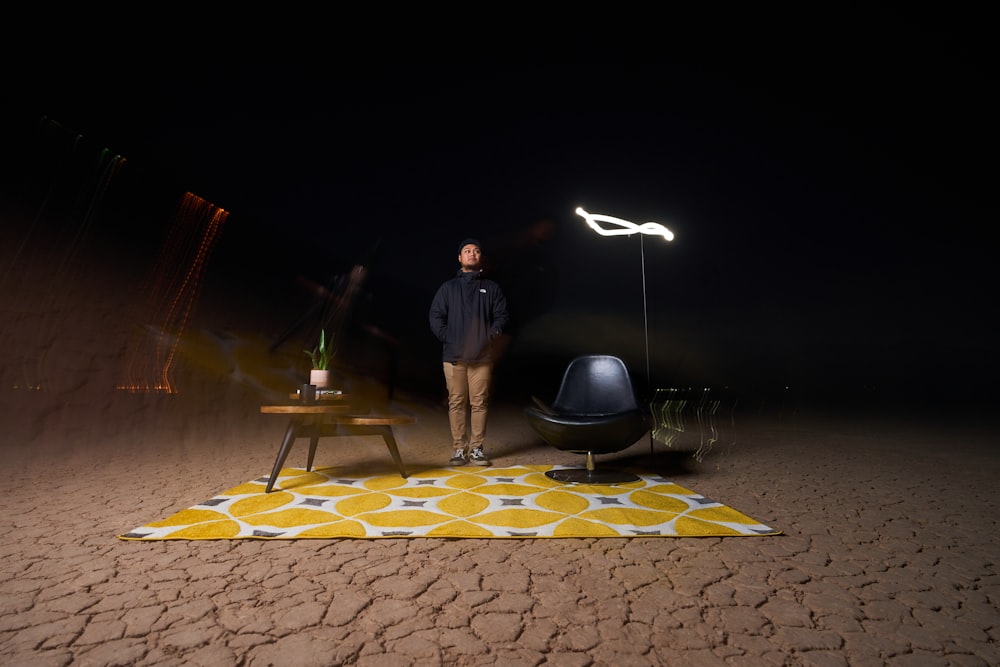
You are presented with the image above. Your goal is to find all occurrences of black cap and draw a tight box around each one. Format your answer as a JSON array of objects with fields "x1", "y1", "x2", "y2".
[{"x1": 458, "y1": 238, "x2": 482, "y2": 254}]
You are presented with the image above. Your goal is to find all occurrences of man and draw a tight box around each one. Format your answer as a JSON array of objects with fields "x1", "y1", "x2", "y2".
[{"x1": 429, "y1": 238, "x2": 509, "y2": 466}]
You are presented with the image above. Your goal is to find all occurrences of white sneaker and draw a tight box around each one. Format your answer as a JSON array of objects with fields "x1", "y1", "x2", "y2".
[
  {"x1": 449, "y1": 449, "x2": 467, "y2": 466},
  {"x1": 469, "y1": 447, "x2": 491, "y2": 466}
]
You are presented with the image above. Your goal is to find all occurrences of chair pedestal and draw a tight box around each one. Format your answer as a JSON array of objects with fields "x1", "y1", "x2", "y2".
[{"x1": 544, "y1": 452, "x2": 640, "y2": 484}]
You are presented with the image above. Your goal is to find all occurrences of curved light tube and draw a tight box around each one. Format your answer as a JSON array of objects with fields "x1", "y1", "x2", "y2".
[{"x1": 575, "y1": 206, "x2": 674, "y2": 241}]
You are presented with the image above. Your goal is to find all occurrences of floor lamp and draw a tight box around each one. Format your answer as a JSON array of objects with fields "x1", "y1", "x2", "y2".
[{"x1": 574, "y1": 207, "x2": 675, "y2": 453}]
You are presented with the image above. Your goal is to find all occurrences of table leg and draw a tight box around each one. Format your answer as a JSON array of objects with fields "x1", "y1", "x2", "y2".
[
  {"x1": 377, "y1": 425, "x2": 408, "y2": 479},
  {"x1": 306, "y1": 431, "x2": 321, "y2": 472},
  {"x1": 266, "y1": 418, "x2": 300, "y2": 493}
]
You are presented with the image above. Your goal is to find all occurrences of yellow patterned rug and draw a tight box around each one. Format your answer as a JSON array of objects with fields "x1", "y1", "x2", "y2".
[{"x1": 118, "y1": 465, "x2": 779, "y2": 540}]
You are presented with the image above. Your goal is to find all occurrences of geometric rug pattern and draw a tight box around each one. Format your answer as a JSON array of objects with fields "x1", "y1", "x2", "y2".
[{"x1": 118, "y1": 464, "x2": 780, "y2": 540}]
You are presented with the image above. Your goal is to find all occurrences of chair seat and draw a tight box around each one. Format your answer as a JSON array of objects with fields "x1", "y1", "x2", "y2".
[{"x1": 524, "y1": 407, "x2": 649, "y2": 455}]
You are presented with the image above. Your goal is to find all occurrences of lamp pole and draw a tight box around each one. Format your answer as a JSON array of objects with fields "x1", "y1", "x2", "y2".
[{"x1": 640, "y1": 233, "x2": 651, "y2": 401}]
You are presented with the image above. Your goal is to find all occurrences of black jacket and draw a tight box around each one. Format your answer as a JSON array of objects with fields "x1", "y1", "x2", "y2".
[{"x1": 429, "y1": 269, "x2": 509, "y2": 363}]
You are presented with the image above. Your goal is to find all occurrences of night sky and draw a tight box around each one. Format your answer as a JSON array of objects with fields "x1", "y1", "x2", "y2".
[{"x1": 3, "y1": 11, "x2": 996, "y2": 411}]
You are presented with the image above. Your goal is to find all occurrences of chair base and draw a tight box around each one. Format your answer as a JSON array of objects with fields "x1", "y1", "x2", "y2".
[{"x1": 545, "y1": 469, "x2": 640, "y2": 485}]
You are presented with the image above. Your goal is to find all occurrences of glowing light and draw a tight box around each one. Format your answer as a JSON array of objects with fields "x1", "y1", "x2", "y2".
[{"x1": 575, "y1": 206, "x2": 674, "y2": 241}]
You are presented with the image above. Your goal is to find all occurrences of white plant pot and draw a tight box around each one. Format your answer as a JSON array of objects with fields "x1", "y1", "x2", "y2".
[{"x1": 309, "y1": 369, "x2": 330, "y2": 389}]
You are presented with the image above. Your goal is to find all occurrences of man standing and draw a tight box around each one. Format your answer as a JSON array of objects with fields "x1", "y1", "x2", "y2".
[{"x1": 429, "y1": 238, "x2": 509, "y2": 466}]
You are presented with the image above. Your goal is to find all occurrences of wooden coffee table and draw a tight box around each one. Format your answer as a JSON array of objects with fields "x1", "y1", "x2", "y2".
[{"x1": 260, "y1": 400, "x2": 412, "y2": 492}]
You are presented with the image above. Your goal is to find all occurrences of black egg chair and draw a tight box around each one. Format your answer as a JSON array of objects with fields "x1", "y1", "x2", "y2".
[{"x1": 525, "y1": 355, "x2": 650, "y2": 484}]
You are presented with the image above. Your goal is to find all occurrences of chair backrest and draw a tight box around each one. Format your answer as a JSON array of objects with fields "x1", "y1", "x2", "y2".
[{"x1": 551, "y1": 355, "x2": 641, "y2": 415}]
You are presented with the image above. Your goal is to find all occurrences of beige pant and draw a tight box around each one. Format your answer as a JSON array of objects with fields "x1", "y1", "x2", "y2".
[{"x1": 442, "y1": 362, "x2": 492, "y2": 451}]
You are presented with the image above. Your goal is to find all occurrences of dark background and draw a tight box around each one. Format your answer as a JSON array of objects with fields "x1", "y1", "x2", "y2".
[{"x1": 3, "y1": 9, "x2": 996, "y2": 413}]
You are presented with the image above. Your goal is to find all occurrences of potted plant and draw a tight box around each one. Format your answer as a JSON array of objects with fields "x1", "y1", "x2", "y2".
[{"x1": 304, "y1": 329, "x2": 334, "y2": 388}]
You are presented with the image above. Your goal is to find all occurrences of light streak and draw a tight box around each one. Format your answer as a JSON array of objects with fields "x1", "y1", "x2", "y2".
[
  {"x1": 117, "y1": 192, "x2": 229, "y2": 394},
  {"x1": 575, "y1": 206, "x2": 674, "y2": 241},
  {"x1": 650, "y1": 387, "x2": 734, "y2": 463}
]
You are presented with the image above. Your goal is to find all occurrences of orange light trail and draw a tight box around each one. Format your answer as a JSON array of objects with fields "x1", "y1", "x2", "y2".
[{"x1": 117, "y1": 193, "x2": 229, "y2": 394}]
